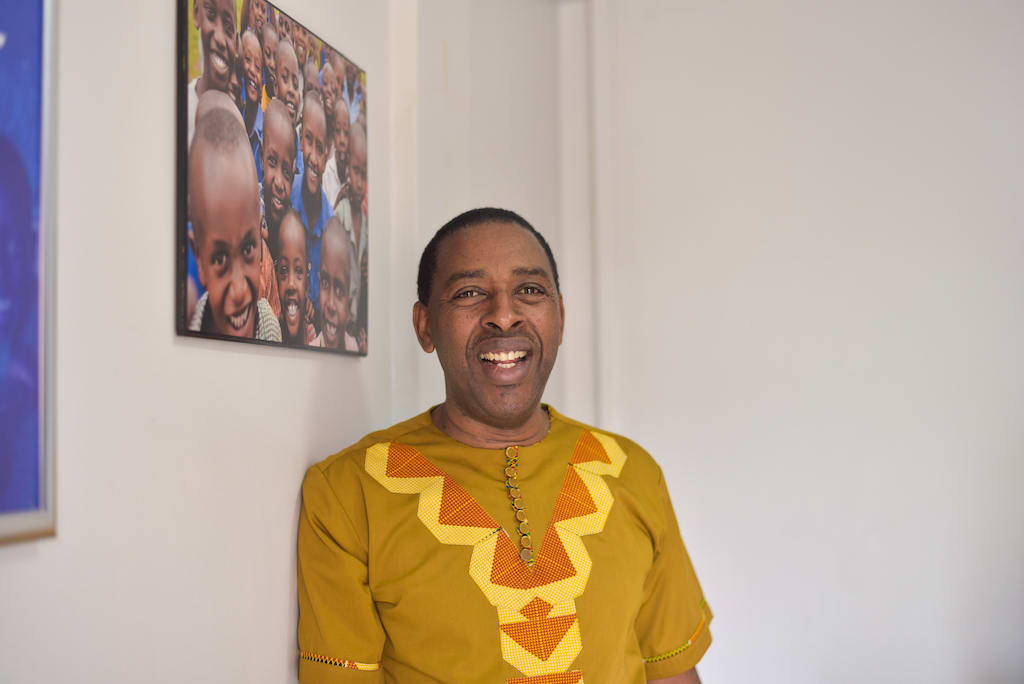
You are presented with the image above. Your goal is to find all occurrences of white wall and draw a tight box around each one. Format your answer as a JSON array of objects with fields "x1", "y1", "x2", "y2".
[
  {"x1": 0, "y1": 1, "x2": 396, "y2": 682},
  {"x1": 588, "y1": 1, "x2": 1024, "y2": 682},
  {"x1": 412, "y1": 0, "x2": 567, "y2": 411}
]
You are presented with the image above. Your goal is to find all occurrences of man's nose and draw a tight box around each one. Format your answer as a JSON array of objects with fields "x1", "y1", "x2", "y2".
[{"x1": 483, "y1": 292, "x2": 522, "y2": 332}]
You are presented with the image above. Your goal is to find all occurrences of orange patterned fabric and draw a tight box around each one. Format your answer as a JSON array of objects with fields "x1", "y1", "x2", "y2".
[
  {"x1": 520, "y1": 597, "x2": 554, "y2": 620},
  {"x1": 570, "y1": 430, "x2": 611, "y2": 465},
  {"x1": 438, "y1": 476, "x2": 500, "y2": 528},
  {"x1": 501, "y1": 612, "x2": 579, "y2": 660},
  {"x1": 385, "y1": 442, "x2": 443, "y2": 478},
  {"x1": 551, "y1": 468, "x2": 598, "y2": 523}
]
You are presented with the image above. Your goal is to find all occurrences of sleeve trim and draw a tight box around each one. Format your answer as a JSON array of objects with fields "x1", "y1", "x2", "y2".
[
  {"x1": 299, "y1": 650, "x2": 381, "y2": 671},
  {"x1": 642, "y1": 598, "x2": 710, "y2": 664}
]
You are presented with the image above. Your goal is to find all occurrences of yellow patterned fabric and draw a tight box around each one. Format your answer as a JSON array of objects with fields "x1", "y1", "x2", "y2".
[{"x1": 297, "y1": 407, "x2": 712, "y2": 683}]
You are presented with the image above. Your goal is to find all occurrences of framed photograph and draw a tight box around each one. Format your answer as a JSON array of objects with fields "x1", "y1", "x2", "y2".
[
  {"x1": 176, "y1": 0, "x2": 368, "y2": 355},
  {"x1": 0, "y1": 0, "x2": 57, "y2": 543}
]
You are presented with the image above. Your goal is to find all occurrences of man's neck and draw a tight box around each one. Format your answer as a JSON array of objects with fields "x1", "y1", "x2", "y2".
[{"x1": 431, "y1": 402, "x2": 550, "y2": 449}]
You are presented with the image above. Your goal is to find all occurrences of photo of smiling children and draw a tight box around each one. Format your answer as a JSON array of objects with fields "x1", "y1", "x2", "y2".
[{"x1": 178, "y1": 0, "x2": 368, "y2": 355}]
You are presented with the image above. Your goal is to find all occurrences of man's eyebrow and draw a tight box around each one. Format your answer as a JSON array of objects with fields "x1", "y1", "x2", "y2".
[
  {"x1": 444, "y1": 269, "x2": 486, "y2": 288},
  {"x1": 512, "y1": 267, "x2": 552, "y2": 281}
]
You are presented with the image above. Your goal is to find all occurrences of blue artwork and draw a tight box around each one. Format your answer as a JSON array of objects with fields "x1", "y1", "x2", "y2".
[{"x1": 0, "y1": 1, "x2": 44, "y2": 514}]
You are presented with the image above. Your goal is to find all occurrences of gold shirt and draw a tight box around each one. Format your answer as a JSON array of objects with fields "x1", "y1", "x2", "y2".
[{"x1": 298, "y1": 406, "x2": 711, "y2": 683}]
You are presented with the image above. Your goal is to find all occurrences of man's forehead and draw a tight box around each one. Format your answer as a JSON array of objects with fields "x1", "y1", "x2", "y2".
[{"x1": 435, "y1": 222, "x2": 552, "y2": 278}]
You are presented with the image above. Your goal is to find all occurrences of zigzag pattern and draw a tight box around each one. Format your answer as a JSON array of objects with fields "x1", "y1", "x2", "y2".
[{"x1": 365, "y1": 430, "x2": 627, "y2": 682}]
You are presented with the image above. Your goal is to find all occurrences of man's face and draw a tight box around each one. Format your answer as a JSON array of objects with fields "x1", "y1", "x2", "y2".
[
  {"x1": 301, "y1": 100, "x2": 327, "y2": 197},
  {"x1": 251, "y1": 0, "x2": 267, "y2": 36},
  {"x1": 241, "y1": 32, "x2": 262, "y2": 105},
  {"x1": 413, "y1": 222, "x2": 564, "y2": 428},
  {"x1": 332, "y1": 101, "x2": 349, "y2": 176},
  {"x1": 261, "y1": 26, "x2": 278, "y2": 95},
  {"x1": 276, "y1": 215, "x2": 308, "y2": 340},
  {"x1": 262, "y1": 107, "x2": 296, "y2": 229},
  {"x1": 194, "y1": 0, "x2": 235, "y2": 91},
  {"x1": 191, "y1": 147, "x2": 263, "y2": 338},
  {"x1": 276, "y1": 42, "x2": 300, "y2": 126},
  {"x1": 319, "y1": 230, "x2": 352, "y2": 349}
]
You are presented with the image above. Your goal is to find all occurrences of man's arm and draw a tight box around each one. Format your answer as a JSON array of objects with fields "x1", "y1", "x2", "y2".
[{"x1": 650, "y1": 667, "x2": 702, "y2": 684}]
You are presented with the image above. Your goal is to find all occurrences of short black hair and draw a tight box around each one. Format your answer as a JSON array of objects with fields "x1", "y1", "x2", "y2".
[{"x1": 416, "y1": 207, "x2": 560, "y2": 305}]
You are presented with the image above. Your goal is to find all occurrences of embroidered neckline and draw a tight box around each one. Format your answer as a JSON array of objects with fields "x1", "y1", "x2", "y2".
[{"x1": 365, "y1": 427, "x2": 627, "y2": 682}]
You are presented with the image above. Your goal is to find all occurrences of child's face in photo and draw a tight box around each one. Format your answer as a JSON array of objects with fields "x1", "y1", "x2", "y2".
[
  {"x1": 191, "y1": 144, "x2": 263, "y2": 339},
  {"x1": 303, "y1": 61, "x2": 320, "y2": 96},
  {"x1": 301, "y1": 99, "x2": 327, "y2": 197},
  {"x1": 276, "y1": 41, "x2": 300, "y2": 126},
  {"x1": 295, "y1": 27, "x2": 308, "y2": 66},
  {"x1": 262, "y1": 105, "x2": 297, "y2": 229},
  {"x1": 321, "y1": 63, "x2": 336, "y2": 128},
  {"x1": 251, "y1": 0, "x2": 267, "y2": 37},
  {"x1": 308, "y1": 35, "x2": 320, "y2": 67},
  {"x1": 275, "y1": 214, "x2": 308, "y2": 340},
  {"x1": 347, "y1": 125, "x2": 366, "y2": 205},
  {"x1": 318, "y1": 227, "x2": 352, "y2": 349},
  {"x1": 262, "y1": 25, "x2": 278, "y2": 96},
  {"x1": 332, "y1": 100, "x2": 350, "y2": 174},
  {"x1": 228, "y1": 51, "x2": 244, "y2": 112},
  {"x1": 242, "y1": 32, "x2": 263, "y2": 105},
  {"x1": 194, "y1": 0, "x2": 236, "y2": 92},
  {"x1": 278, "y1": 15, "x2": 293, "y2": 44}
]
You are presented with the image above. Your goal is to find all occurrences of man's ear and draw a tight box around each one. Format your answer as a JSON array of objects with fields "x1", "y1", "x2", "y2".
[{"x1": 412, "y1": 301, "x2": 435, "y2": 353}]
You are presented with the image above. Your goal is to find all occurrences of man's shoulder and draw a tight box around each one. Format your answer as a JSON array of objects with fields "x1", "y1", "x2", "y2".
[
  {"x1": 547, "y1": 406, "x2": 663, "y2": 478},
  {"x1": 307, "y1": 410, "x2": 434, "y2": 479}
]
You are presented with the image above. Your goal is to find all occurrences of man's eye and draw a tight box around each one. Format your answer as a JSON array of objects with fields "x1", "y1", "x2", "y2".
[
  {"x1": 242, "y1": 239, "x2": 257, "y2": 259},
  {"x1": 519, "y1": 286, "x2": 544, "y2": 296},
  {"x1": 211, "y1": 251, "x2": 227, "y2": 268},
  {"x1": 455, "y1": 290, "x2": 481, "y2": 299}
]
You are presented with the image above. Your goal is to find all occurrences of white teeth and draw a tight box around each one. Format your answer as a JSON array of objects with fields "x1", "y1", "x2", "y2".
[
  {"x1": 287, "y1": 303, "x2": 298, "y2": 318},
  {"x1": 324, "y1": 321, "x2": 337, "y2": 336},
  {"x1": 479, "y1": 351, "x2": 527, "y2": 362},
  {"x1": 228, "y1": 305, "x2": 251, "y2": 330}
]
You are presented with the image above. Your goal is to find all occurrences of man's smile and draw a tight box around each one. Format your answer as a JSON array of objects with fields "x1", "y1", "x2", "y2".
[{"x1": 479, "y1": 350, "x2": 528, "y2": 368}]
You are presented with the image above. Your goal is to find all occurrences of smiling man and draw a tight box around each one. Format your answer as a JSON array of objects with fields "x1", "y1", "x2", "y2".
[{"x1": 297, "y1": 208, "x2": 712, "y2": 683}]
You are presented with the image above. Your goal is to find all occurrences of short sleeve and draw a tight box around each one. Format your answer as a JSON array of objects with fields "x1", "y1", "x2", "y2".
[
  {"x1": 297, "y1": 464, "x2": 386, "y2": 683},
  {"x1": 635, "y1": 470, "x2": 713, "y2": 680}
]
